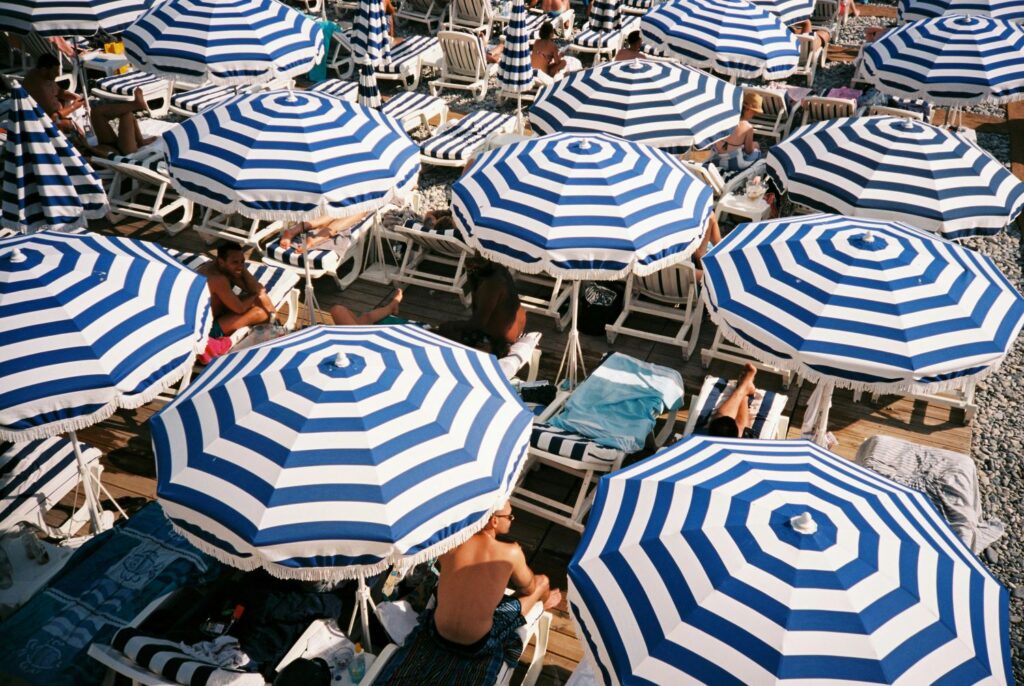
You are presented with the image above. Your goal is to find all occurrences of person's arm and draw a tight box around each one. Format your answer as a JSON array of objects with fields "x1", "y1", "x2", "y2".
[
  {"x1": 743, "y1": 125, "x2": 758, "y2": 155},
  {"x1": 208, "y1": 274, "x2": 259, "y2": 315},
  {"x1": 508, "y1": 544, "x2": 537, "y2": 596}
]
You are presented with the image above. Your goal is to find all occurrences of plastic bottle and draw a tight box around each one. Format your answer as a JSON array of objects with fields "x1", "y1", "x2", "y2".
[{"x1": 347, "y1": 642, "x2": 366, "y2": 683}]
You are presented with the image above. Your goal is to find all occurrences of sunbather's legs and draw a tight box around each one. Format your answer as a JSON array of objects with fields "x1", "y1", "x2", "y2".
[
  {"x1": 714, "y1": 363, "x2": 757, "y2": 433},
  {"x1": 517, "y1": 573, "x2": 562, "y2": 619},
  {"x1": 330, "y1": 289, "x2": 403, "y2": 325},
  {"x1": 693, "y1": 213, "x2": 722, "y2": 274},
  {"x1": 217, "y1": 305, "x2": 270, "y2": 336}
]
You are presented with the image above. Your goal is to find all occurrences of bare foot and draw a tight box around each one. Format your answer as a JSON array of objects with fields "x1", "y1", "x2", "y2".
[
  {"x1": 387, "y1": 288, "x2": 403, "y2": 316},
  {"x1": 132, "y1": 87, "x2": 149, "y2": 113},
  {"x1": 739, "y1": 362, "x2": 758, "y2": 397},
  {"x1": 544, "y1": 588, "x2": 562, "y2": 610}
]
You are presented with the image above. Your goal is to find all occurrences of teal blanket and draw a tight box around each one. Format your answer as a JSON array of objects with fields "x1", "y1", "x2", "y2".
[
  {"x1": 0, "y1": 503, "x2": 221, "y2": 686},
  {"x1": 549, "y1": 353, "x2": 684, "y2": 452}
]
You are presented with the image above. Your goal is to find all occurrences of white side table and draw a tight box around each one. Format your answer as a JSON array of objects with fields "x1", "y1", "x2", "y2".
[
  {"x1": 715, "y1": 192, "x2": 771, "y2": 224},
  {"x1": 80, "y1": 51, "x2": 129, "y2": 77}
]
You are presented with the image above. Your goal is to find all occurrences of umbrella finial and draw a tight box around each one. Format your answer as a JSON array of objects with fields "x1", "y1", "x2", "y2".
[
  {"x1": 789, "y1": 511, "x2": 818, "y2": 535},
  {"x1": 862, "y1": 230, "x2": 874, "y2": 243},
  {"x1": 3, "y1": 248, "x2": 26, "y2": 264},
  {"x1": 334, "y1": 352, "x2": 350, "y2": 368}
]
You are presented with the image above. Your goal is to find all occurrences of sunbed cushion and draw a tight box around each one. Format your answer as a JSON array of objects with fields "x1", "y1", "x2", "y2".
[
  {"x1": 420, "y1": 110, "x2": 516, "y2": 162},
  {"x1": 310, "y1": 78, "x2": 359, "y2": 101},
  {"x1": 94, "y1": 70, "x2": 169, "y2": 97},
  {"x1": 0, "y1": 437, "x2": 101, "y2": 532},
  {"x1": 636, "y1": 264, "x2": 692, "y2": 302},
  {"x1": 170, "y1": 84, "x2": 237, "y2": 114},
  {"x1": 381, "y1": 91, "x2": 444, "y2": 124},
  {"x1": 109, "y1": 628, "x2": 262, "y2": 686},
  {"x1": 692, "y1": 376, "x2": 787, "y2": 439},
  {"x1": 402, "y1": 218, "x2": 465, "y2": 242},
  {"x1": 530, "y1": 423, "x2": 626, "y2": 465},
  {"x1": 108, "y1": 151, "x2": 169, "y2": 175},
  {"x1": 379, "y1": 36, "x2": 439, "y2": 74},
  {"x1": 573, "y1": 26, "x2": 623, "y2": 49},
  {"x1": 263, "y1": 213, "x2": 373, "y2": 271}
]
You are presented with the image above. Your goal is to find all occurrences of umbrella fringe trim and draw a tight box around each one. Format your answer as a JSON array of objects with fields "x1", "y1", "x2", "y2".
[{"x1": 471, "y1": 240, "x2": 701, "y2": 281}]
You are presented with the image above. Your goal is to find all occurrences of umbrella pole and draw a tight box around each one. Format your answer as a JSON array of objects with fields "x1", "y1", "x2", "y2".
[
  {"x1": 302, "y1": 226, "x2": 319, "y2": 326},
  {"x1": 69, "y1": 430, "x2": 104, "y2": 534},
  {"x1": 555, "y1": 280, "x2": 586, "y2": 388},
  {"x1": 812, "y1": 381, "x2": 834, "y2": 448},
  {"x1": 346, "y1": 573, "x2": 376, "y2": 652}
]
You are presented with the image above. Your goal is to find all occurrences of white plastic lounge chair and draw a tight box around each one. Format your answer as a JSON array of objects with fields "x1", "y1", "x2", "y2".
[
  {"x1": 261, "y1": 213, "x2": 375, "y2": 291},
  {"x1": 866, "y1": 104, "x2": 924, "y2": 121},
  {"x1": 311, "y1": 77, "x2": 359, "y2": 101},
  {"x1": 511, "y1": 357, "x2": 680, "y2": 532},
  {"x1": 193, "y1": 207, "x2": 285, "y2": 250},
  {"x1": 380, "y1": 91, "x2": 448, "y2": 132},
  {"x1": 682, "y1": 375, "x2": 790, "y2": 439},
  {"x1": 792, "y1": 34, "x2": 822, "y2": 86},
  {"x1": 419, "y1": 110, "x2": 517, "y2": 167},
  {"x1": 680, "y1": 159, "x2": 727, "y2": 199},
  {"x1": 742, "y1": 86, "x2": 790, "y2": 143},
  {"x1": 799, "y1": 95, "x2": 856, "y2": 128},
  {"x1": 91, "y1": 150, "x2": 194, "y2": 235},
  {"x1": 328, "y1": 27, "x2": 357, "y2": 80},
  {"x1": 569, "y1": 18, "x2": 639, "y2": 65},
  {"x1": 605, "y1": 262, "x2": 704, "y2": 359},
  {"x1": 811, "y1": 0, "x2": 841, "y2": 34},
  {"x1": 378, "y1": 35, "x2": 443, "y2": 91},
  {"x1": 391, "y1": 217, "x2": 473, "y2": 303},
  {"x1": 91, "y1": 70, "x2": 174, "y2": 118},
  {"x1": 168, "y1": 83, "x2": 238, "y2": 117},
  {"x1": 430, "y1": 30, "x2": 497, "y2": 101},
  {"x1": 447, "y1": 0, "x2": 496, "y2": 41},
  {"x1": 396, "y1": 0, "x2": 449, "y2": 34}
]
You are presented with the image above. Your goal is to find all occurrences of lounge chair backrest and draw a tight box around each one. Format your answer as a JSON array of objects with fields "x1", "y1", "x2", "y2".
[
  {"x1": 450, "y1": 0, "x2": 492, "y2": 26},
  {"x1": 811, "y1": 0, "x2": 839, "y2": 28},
  {"x1": 796, "y1": 34, "x2": 817, "y2": 65},
  {"x1": 636, "y1": 262, "x2": 696, "y2": 305},
  {"x1": 407, "y1": 0, "x2": 438, "y2": 12},
  {"x1": 801, "y1": 96, "x2": 855, "y2": 125},
  {"x1": 680, "y1": 160, "x2": 724, "y2": 197},
  {"x1": 438, "y1": 30, "x2": 488, "y2": 79},
  {"x1": 867, "y1": 105, "x2": 923, "y2": 121},
  {"x1": 744, "y1": 86, "x2": 785, "y2": 118}
]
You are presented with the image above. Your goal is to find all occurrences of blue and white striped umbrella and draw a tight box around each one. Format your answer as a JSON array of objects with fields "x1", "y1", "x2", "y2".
[
  {"x1": 451, "y1": 132, "x2": 714, "y2": 279},
  {"x1": 528, "y1": 59, "x2": 741, "y2": 152},
  {"x1": 0, "y1": 231, "x2": 211, "y2": 441},
  {"x1": 162, "y1": 89, "x2": 420, "y2": 221},
  {"x1": 589, "y1": 0, "x2": 621, "y2": 32},
  {"x1": 700, "y1": 214, "x2": 1024, "y2": 393},
  {"x1": 352, "y1": 0, "x2": 392, "y2": 67},
  {"x1": 2, "y1": 86, "x2": 108, "y2": 233},
  {"x1": 862, "y1": 14, "x2": 1024, "y2": 106},
  {"x1": 641, "y1": 0, "x2": 799, "y2": 80},
  {"x1": 357, "y1": 60, "x2": 382, "y2": 107},
  {"x1": 151, "y1": 325, "x2": 532, "y2": 580},
  {"x1": 900, "y1": 0, "x2": 1024, "y2": 23},
  {"x1": 497, "y1": 0, "x2": 535, "y2": 95},
  {"x1": 569, "y1": 435, "x2": 1012, "y2": 686},
  {"x1": 122, "y1": 0, "x2": 325, "y2": 87},
  {"x1": 751, "y1": 0, "x2": 814, "y2": 25},
  {"x1": 0, "y1": 0, "x2": 149, "y2": 35},
  {"x1": 767, "y1": 116, "x2": 1024, "y2": 239}
]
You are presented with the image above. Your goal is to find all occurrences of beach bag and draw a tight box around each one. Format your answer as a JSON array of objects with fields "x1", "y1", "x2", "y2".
[
  {"x1": 199, "y1": 337, "x2": 233, "y2": 365},
  {"x1": 578, "y1": 282, "x2": 623, "y2": 335}
]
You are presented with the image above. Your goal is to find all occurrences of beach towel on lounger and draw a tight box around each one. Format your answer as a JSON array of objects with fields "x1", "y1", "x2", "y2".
[
  {"x1": 375, "y1": 596, "x2": 526, "y2": 685},
  {"x1": 549, "y1": 353, "x2": 683, "y2": 452}
]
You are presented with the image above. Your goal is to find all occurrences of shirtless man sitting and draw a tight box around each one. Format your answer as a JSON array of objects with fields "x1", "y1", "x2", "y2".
[
  {"x1": 614, "y1": 31, "x2": 643, "y2": 61},
  {"x1": 23, "y1": 54, "x2": 154, "y2": 156},
  {"x1": 198, "y1": 243, "x2": 276, "y2": 337},
  {"x1": 531, "y1": 22, "x2": 567, "y2": 77}
]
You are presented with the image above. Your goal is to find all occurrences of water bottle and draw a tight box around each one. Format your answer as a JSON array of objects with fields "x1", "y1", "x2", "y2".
[{"x1": 347, "y1": 643, "x2": 366, "y2": 683}]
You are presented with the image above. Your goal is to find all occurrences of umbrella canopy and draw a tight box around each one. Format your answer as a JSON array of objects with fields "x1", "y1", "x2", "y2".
[
  {"x1": 352, "y1": 0, "x2": 392, "y2": 67},
  {"x1": 162, "y1": 89, "x2": 420, "y2": 221},
  {"x1": 2, "y1": 85, "x2": 108, "y2": 233},
  {"x1": 589, "y1": 0, "x2": 621, "y2": 32},
  {"x1": 451, "y1": 132, "x2": 714, "y2": 280},
  {"x1": 569, "y1": 435, "x2": 1012, "y2": 685},
  {"x1": 767, "y1": 116, "x2": 1024, "y2": 239},
  {"x1": 0, "y1": 231, "x2": 211, "y2": 441},
  {"x1": 862, "y1": 14, "x2": 1024, "y2": 107},
  {"x1": 0, "y1": 0, "x2": 149, "y2": 35},
  {"x1": 122, "y1": 0, "x2": 325, "y2": 87},
  {"x1": 700, "y1": 214, "x2": 1024, "y2": 393},
  {"x1": 750, "y1": 0, "x2": 814, "y2": 26},
  {"x1": 528, "y1": 59, "x2": 741, "y2": 152},
  {"x1": 641, "y1": 0, "x2": 799, "y2": 80},
  {"x1": 497, "y1": 0, "x2": 535, "y2": 95},
  {"x1": 899, "y1": 0, "x2": 1024, "y2": 23},
  {"x1": 357, "y1": 61, "x2": 382, "y2": 107},
  {"x1": 151, "y1": 324, "x2": 533, "y2": 580}
]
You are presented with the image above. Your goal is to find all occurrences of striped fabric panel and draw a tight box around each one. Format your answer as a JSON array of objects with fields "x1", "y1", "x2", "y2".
[
  {"x1": 352, "y1": 0, "x2": 392, "y2": 67},
  {"x1": 589, "y1": 0, "x2": 621, "y2": 31},
  {"x1": 94, "y1": 70, "x2": 169, "y2": 96},
  {"x1": 402, "y1": 218, "x2": 464, "y2": 241},
  {"x1": 109, "y1": 153, "x2": 169, "y2": 175},
  {"x1": 378, "y1": 35, "x2": 438, "y2": 73},
  {"x1": 110, "y1": 628, "x2": 262, "y2": 686},
  {"x1": 691, "y1": 376, "x2": 787, "y2": 438},
  {"x1": 0, "y1": 0, "x2": 149, "y2": 36},
  {"x1": 498, "y1": 0, "x2": 536, "y2": 92},
  {"x1": 420, "y1": 110, "x2": 515, "y2": 161},
  {"x1": 263, "y1": 213, "x2": 373, "y2": 270},
  {"x1": 573, "y1": 26, "x2": 625, "y2": 48},
  {"x1": 310, "y1": 79, "x2": 359, "y2": 101},
  {"x1": 624, "y1": 0, "x2": 654, "y2": 9},
  {"x1": 380, "y1": 91, "x2": 443, "y2": 122},
  {"x1": 530, "y1": 423, "x2": 626, "y2": 464},
  {"x1": 636, "y1": 264, "x2": 690, "y2": 302},
  {"x1": 0, "y1": 437, "x2": 101, "y2": 529},
  {"x1": 170, "y1": 85, "x2": 238, "y2": 114}
]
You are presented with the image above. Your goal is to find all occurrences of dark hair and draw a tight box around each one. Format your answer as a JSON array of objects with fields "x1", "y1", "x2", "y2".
[
  {"x1": 37, "y1": 53, "x2": 60, "y2": 70},
  {"x1": 539, "y1": 22, "x2": 554, "y2": 39},
  {"x1": 626, "y1": 30, "x2": 641, "y2": 47},
  {"x1": 707, "y1": 415, "x2": 741, "y2": 438},
  {"x1": 215, "y1": 242, "x2": 244, "y2": 260}
]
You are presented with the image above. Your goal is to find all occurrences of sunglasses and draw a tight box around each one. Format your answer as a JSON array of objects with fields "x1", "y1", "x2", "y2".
[{"x1": 493, "y1": 513, "x2": 515, "y2": 521}]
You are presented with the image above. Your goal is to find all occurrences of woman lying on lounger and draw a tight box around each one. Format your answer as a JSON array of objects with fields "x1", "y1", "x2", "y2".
[{"x1": 276, "y1": 212, "x2": 371, "y2": 253}]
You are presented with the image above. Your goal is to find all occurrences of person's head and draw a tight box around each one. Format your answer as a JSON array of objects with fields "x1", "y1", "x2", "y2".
[
  {"x1": 539, "y1": 22, "x2": 555, "y2": 40},
  {"x1": 707, "y1": 415, "x2": 741, "y2": 438},
  {"x1": 214, "y1": 242, "x2": 246, "y2": 278},
  {"x1": 741, "y1": 92, "x2": 764, "y2": 119},
  {"x1": 626, "y1": 31, "x2": 642, "y2": 49},
  {"x1": 35, "y1": 53, "x2": 60, "y2": 80},
  {"x1": 485, "y1": 501, "x2": 515, "y2": 535}
]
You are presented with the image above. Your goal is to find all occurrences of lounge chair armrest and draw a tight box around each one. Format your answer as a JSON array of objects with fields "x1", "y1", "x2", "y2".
[
  {"x1": 534, "y1": 389, "x2": 571, "y2": 423},
  {"x1": 364, "y1": 643, "x2": 400, "y2": 684},
  {"x1": 649, "y1": 403, "x2": 679, "y2": 449}
]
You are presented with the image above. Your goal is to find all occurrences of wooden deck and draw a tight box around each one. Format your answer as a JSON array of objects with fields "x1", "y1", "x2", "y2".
[{"x1": 51, "y1": 203, "x2": 976, "y2": 684}]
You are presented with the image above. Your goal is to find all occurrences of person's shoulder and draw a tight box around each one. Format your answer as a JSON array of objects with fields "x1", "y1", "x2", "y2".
[{"x1": 493, "y1": 539, "x2": 525, "y2": 562}]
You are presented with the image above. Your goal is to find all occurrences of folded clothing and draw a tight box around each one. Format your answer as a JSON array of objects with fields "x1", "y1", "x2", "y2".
[
  {"x1": 549, "y1": 353, "x2": 683, "y2": 452},
  {"x1": 111, "y1": 628, "x2": 261, "y2": 686}
]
